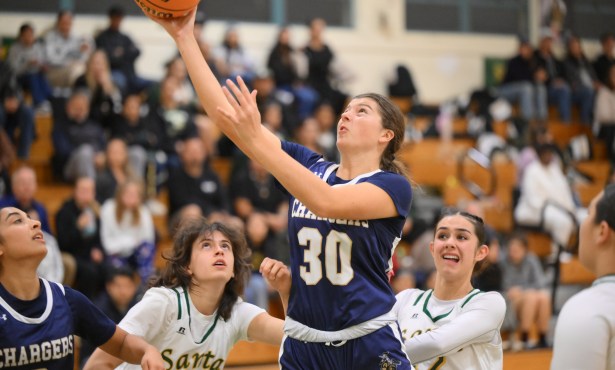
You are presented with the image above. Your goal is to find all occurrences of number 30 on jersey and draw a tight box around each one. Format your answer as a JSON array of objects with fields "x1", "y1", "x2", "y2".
[{"x1": 297, "y1": 227, "x2": 354, "y2": 286}]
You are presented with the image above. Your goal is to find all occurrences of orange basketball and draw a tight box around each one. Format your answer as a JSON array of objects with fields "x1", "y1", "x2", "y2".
[{"x1": 134, "y1": 0, "x2": 201, "y2": 18}]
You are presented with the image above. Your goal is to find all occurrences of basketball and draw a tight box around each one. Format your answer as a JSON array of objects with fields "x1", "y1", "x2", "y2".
[{"x1": 134, "y1": 0, "x2": 201, "y2": 18}]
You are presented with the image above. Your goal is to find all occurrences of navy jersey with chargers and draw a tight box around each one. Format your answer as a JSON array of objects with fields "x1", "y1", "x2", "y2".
[
  {"x1": 281, "y1": 141, "x2": 412, "y2": 331},
  {"x1": 0, "y1": 278, "x2": 116, "y2": 369}
]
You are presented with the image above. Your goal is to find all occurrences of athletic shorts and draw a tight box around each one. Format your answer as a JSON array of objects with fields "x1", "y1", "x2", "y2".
[{"x1": 279, "y1": 322, "x2": 413, "y2": 369}]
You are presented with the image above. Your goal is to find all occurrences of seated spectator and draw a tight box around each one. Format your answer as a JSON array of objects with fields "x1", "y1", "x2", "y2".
[
  {"x1": 313, "y1": 101, "x2": 339, "y2": 161},
  {"x1": 95, "y1": 6, "x2": 150, "y2": 94},
  {"x1": 144, "y1": 76, "x2": 198, "y2": 170},
  {"x1": 592, "y1": 32, "x2": 615, "y2": 86},
  {"x1": 0, "y1": 85, "x2": 35, "y2": 160},
  {"x1": 164, "y1": 57, "x2": 197, "y2": 110},
  {"x1": 43, "y1": 10, "x2": 93, "y2": 92},
  {"x1": 502, "y1": 234, "x2": 551, "y2": 350},
  {"x1": 516, "y1": 125, "x2": 561, "y2": 185},
  {"x1": 534, "y1": 33, "x2": 572, "y2": 123},
  {"x1": 497, "y1": 38, "x2": 547, "y2": 125},
  {"x1": 267, "y1": 26, "x2": 318, "y2": 120},
  {"x1": 167, "y1": 137, "x2": 233, "y2": 230},
  {"x1": 594, "y1": 64, "x2": 615, "y2": 162},
  {"x1": 79, "y1": 266, "x2": 140, "y2": 367},
  {"x1": 96, "y1": 138, "x2": 137, "y2": 204},
  {"x1": 212, "y1": 25, "x2": 257, "y2": 87},
  {"x1": 55, "y1": 176, "x2": 105, "y2": 298},
  {"x1": 253, "y1": 71, "x2": 298, "y2": 137},
  {"x1": 293, "y1": 116, "x2": 323, "y2": 155},
  {"x1": 108, "y1": 93, "x2": 153, "y2": 177},
  {"x1": 563, "y1": 35, "x2": 598, "y2": 125},
  {"x1": 74, "y1": 49, "x2": 123, "y2": 129},
  {"x1": 0, "y1": 165, "x2": 51, "y2": 234},
  {"x1": 52, "y1": 90, "x2": 106, "y2": 182},
  {"x1": 514, "y1": 143, "x2": 586, "y2": 257},
  {"x1": 100, "y1": 178, "x2": 155, "y2": 287},
  {"x1": 0, "y1": 129, "x2": 15, "y2": 198},
  {"x1": 7, "y1": 23, "x2": 52, "y2": 109}
]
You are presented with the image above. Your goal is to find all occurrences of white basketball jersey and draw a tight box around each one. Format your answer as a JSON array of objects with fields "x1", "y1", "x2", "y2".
[
  {"x1": 117, "y1": 286, "x2": 265, "y2": 370},
  {"x1": 395, "y1": 289, "x2": 504, "y2": 370}
]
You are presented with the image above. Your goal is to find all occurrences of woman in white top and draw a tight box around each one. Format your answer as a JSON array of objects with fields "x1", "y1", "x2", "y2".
[
  {"x1": 100, "y1": 178, "x2": 155, "y2": 285},
  {"x1": 551, "y1": 184, "x2": 615, "y2": 370},
  {"x1": 394, "y1": 208, "x2": 506, "y2": 370},
  {"x1": 85, "y1": 218, "x2": 285, "y2": 369}
]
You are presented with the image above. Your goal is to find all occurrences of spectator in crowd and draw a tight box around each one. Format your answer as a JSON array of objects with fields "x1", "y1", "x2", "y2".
[
  {"x1": 303, "y1": 17, "x2": 348, "y2": 114},
  {"x1": 563, "y1": 35, "x2": 598, "y2": 125},
  {"x1": 497, "y1": 38, "x2": 547, "y2": 124},
  {"x1": 313, "y1": 101, "x2": 339, "y2": 161},
  {"x1": 163, "y1": 56, "x2": 197, "y2": 109},
  {"x1": 55, "y1": 176, "x2": 105, "y2": 298},
  {"x1": 293, "y1": 116, "x2": 323, "y2": 155},
  {"x1": 144, "y1": 76, "x2": 198, "y2": 169},
  {"x1": 594, "y1": 64, "x2": 615, "y2": 163},
  {"x1": 53, "y1": 90, "x2": 106, "y2": 182},
  {"x1": 6, "y1": 23, "x2": 52, "y2": 110},
  {"x1": 534, "y1": 33, "x2": 572, "y2": 123},
  {"x1": 167, "y1": 137, "x2": 232, "y2": 229},
  {"x1": 593, "y1": 32, "x2": 615, "y2": 86},
  {"x1": 0, "y1": 165, "x2": 51, "y2": 234},
  {"x1": 502, "y1": 234, "x2": 551, "y2": 350},
  {"x1": 0, "y1": 84, "x2": 35, "y2": 160},
  {"x1": 0, "y1": 129, "x2": 15, "y2": 198},
  {"x1": 514, "y1": 143, "x2": 586, "y2": 259},
  {"x1": 96, "y1": 138, "x2": 138, "y2": 204},
  {"x1": 108, "y1": 93, "x2": 153, "y2": 176},
  {"x1": 80, "y1": 266, "x2": 140, "y2": 367},
  {"x1": 43, "y1": 10, "x2": 93, "y2": 91},
  {"x1": 95, "y1": 6, "x2": 150, "y2": 93},
  {"x1": 515, "y1": 125, "x2": 560, "y2": 185},
  {"x1": 74, "y1": 49, "x2": 123, "y2": 129},
  {"x1": 212, "y1": 25, "x2": 257, "y2": 87},
  {"x1": 100, "y1": 178, "x2": 156, "y2": 287},
  {"x1": 267, "y1": 26, "x2": 318, "y2": 120}
]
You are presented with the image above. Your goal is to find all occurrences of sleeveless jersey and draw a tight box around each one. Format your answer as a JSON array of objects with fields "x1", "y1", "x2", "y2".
[
  {"x1": 0, "y1": 278, "x2": 115, "y2": 369},
  {"x1": 117, "y1": 286, "x2": 265, "y2": 370},
  {"x1": 395, "y1": 289, "x2": 505, "y2": 370},
  {"x1": 281, "y1": 141, "x2": 413, "y2": 331}
]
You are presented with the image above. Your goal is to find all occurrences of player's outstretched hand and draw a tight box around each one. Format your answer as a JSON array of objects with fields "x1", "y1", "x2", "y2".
[
  {"x1": 260, "y1": 257, "x2": 291, "y2": 296},
  {"x1": 218, "y1": 76, "x2": 263, "y2": 146},
  {"x1": 139, "y1": 6, "x2": 197, "y2": 41}
]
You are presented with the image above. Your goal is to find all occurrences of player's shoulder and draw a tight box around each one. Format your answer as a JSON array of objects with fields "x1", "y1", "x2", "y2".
[
  {"x1": 462, "y1": 290, "x2": 506, "y2": 312},
  {"x1": 229, "y1": 297, "x2": 266, "y2": 323},
  {"x1": 395, "y1": 288, "x2": 425, "y2": 307}
]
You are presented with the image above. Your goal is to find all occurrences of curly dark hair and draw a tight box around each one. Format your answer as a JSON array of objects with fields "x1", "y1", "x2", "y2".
[{"x1": 150, "y1": 218, "x2": 252, "y2": 320}]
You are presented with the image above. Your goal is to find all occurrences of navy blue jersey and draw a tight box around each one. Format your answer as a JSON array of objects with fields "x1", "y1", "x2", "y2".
[
  {"x1": 281, "y1": 141, "x2": 412, "y2": 331},
  {"x1": 0, "y1": 278, "x2": 116, "y2": 369}
]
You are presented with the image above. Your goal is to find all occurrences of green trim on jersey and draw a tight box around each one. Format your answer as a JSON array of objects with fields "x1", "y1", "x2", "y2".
[
  {"x1": 461, "y1": 289, "x2": 481, "y2": 308},
  {"x1": 413, "y1": 291, "x2": 426, "y2": 306},
  {"x1": 183, "y1": 289, "x2": 220, "y2": 344},
  {"x1": 422, "y1": 290, "x2": 454, "y2": 323},
  {"x1": 171, "y1": 287, "x2": 182, "y2": 320}
]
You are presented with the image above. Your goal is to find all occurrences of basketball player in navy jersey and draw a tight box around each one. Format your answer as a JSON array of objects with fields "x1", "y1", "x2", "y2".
[
  {"x1": 0, "y1": 207, "x2": 164, "y2": 370},
  {"x1": 142, "y1": 8, "x2": 413, "y2": 369}
]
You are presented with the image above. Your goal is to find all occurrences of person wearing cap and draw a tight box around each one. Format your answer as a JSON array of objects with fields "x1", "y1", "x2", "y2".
[
  {"x1": 95, "y1": 6, "x2": 150, "y2": 93},
  {"x1": 550, "y1": 184, "x2": 615, "y2": 370}
]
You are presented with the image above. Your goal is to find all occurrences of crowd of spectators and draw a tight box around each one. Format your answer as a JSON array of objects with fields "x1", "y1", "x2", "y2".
[{"x1": 0, "y1": 7, "x2": 613, "y2": 357}]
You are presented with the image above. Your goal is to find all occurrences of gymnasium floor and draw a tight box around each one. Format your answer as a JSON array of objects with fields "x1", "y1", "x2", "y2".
[{"x1": 227, "y1": 349, "x2": 553, "y2": 370}]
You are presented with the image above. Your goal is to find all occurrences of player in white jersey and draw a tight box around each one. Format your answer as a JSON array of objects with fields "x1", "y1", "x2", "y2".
[
  {"x1": 551, "y1": 184, "x2": 615, "y2": 370},
  {"x1": 394, "y1": 209, "x2": 506, "y2": 370},
  {"x1": 0, "y1": 207, "x2": 164, "y2": 370},
  {"x1": 84, "y1": 218, "x2": 285, "y2": 369}
]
